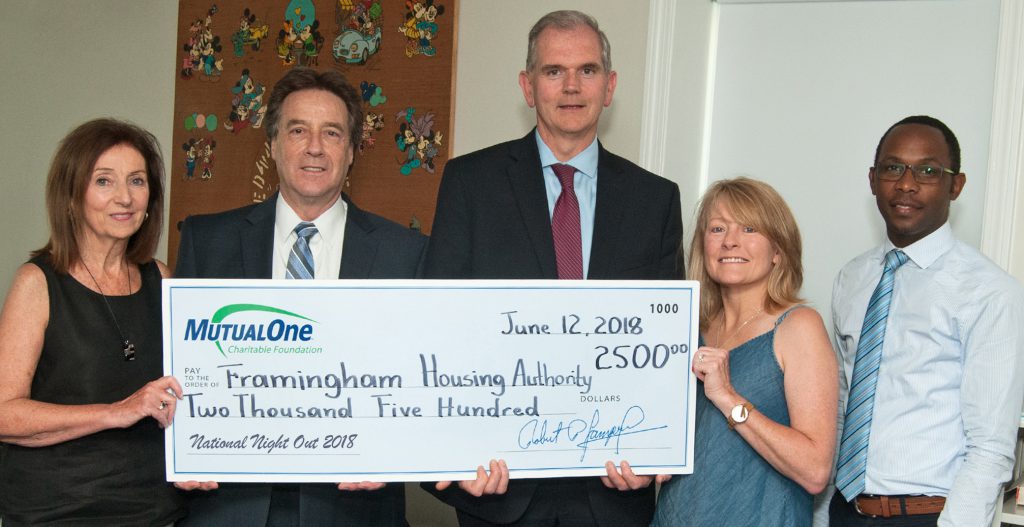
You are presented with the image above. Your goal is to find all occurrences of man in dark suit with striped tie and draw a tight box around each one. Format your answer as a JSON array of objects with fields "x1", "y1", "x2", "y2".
[{"x1": 175, "y1": 67, "x2": 425, "y2": 527}]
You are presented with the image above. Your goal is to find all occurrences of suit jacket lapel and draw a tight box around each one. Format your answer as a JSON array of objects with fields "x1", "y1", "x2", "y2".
[
  {"x1": 339, "y1": 195, "x2": 377, "y2": 279},
  {"x1": 507, "y1": 132, "x2": 559, "y2": 279},
  {"x1": 589, "y1": 143, "x2": 628, "y2": 279},
  {"x1": 241, "y1": 196, "x2": 276, "y2": 279}
]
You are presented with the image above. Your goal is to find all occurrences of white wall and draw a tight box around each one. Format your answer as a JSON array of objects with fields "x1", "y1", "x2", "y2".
[
  {"x1": 0, "y1": 0, "x2": 178, "y2": 302},
  {"x1": 706, "y1": 0, "x2": 1001, "y2": 315}
]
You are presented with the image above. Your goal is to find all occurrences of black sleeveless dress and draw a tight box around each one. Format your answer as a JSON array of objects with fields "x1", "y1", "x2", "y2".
[{"x1": 0, "y1": 256, "x2": 185, "y2": 526}]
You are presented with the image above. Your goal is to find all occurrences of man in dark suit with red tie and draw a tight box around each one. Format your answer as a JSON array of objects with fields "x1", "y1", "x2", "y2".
[{"x1": 422, "y1": 10, "x2": 683, "y2": 527}]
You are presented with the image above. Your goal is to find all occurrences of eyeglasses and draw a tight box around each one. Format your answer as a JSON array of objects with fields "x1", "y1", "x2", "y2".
[{"x1": 873, "y1": 162, "x2": 955, "y2": 184}]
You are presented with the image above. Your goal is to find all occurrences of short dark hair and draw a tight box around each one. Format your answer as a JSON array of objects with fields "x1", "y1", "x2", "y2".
[
  {"x1": 33, "y1": 118, "x2": 165, "y2": 273},
  {"x1": 526, "y1": 10, "x2": 611, "y2": 72},
  {"x1": 875, "y1": 115, "x2": 961, "y2": 173},
  {"x1": 264, "y1": 67, "x2": 363, "y2": 147}
]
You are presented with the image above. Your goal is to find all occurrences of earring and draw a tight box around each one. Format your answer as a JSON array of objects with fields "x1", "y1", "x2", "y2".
[{"x1": 145, "y1": 212, "x2": 150, "y2": 220}]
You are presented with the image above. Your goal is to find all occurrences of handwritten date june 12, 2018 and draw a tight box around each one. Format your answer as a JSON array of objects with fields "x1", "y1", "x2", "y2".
[{"x1": 500, "y1": 311, "x2": 643, "y2": 336}]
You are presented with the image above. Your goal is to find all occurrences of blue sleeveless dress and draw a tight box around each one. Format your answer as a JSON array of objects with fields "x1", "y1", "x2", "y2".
[{"x1": 651, "y1": 308, "x2": 812, "y2": 527}]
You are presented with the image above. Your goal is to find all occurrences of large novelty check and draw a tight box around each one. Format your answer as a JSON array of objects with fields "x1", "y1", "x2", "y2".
[{"x1": 163, "y1": 279, "x2": 698, "y2": 482}]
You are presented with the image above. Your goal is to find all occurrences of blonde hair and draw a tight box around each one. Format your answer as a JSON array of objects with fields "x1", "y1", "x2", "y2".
[{"x1": 688, "y1": 177, "x2": 803, "y2": 330}]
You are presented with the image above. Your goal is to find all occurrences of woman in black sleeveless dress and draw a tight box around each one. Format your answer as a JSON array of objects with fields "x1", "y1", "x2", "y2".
[{"x1": 0, "y1": 119, "x2": 186, "y2": 526}]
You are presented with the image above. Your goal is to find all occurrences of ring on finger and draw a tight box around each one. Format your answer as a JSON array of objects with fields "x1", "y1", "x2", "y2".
[
  {"x1": 698, "y1": 352, "x2": 705, "y2": 363},
  {"x1": 159, "y1": 400, "x2": 168, "y2": 410}
]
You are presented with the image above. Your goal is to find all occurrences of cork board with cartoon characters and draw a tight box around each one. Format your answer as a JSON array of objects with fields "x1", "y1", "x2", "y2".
[{"x1": 169, "y1": 0, "x2": 455, "y2": 268}]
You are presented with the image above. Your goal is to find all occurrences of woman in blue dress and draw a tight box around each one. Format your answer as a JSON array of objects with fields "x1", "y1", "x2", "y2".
[{"x1": 653, "y1": 177, "x2": 837, "y2": 526}]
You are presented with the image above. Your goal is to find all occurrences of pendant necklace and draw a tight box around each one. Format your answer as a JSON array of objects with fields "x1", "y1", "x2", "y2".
[
  {"x1": 82, "y1": 259, "x2": 136, "y2": 361},
  {"x1": 715, "y1": 307, "x2": 765, "y2": 350}
]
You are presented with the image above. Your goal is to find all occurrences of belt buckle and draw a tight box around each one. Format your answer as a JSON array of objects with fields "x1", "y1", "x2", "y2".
[{"x1": 854, "y1": 496, "x2": 878, "y2": 518}]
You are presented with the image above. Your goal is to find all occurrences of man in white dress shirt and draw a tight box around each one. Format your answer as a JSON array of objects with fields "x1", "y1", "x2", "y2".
[{"x1": 829, "y1": 115, "x2": 1024, "y2": 526}]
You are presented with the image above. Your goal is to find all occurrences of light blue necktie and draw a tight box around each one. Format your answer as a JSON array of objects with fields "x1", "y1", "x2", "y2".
[
  {"x1": 285, "y1": 222, "x2": 317, "y2": 280},
  {"x1": 835, "y1": 249, "x2": 909, "y2": 501}
]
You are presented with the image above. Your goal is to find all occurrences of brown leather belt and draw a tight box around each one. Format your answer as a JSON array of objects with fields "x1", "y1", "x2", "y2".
[{"x1": 854, "y1": 494, "x2": 946, "y2": 517}]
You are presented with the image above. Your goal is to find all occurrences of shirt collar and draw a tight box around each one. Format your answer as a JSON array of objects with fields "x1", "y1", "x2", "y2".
[
  {"x1": 534, "y1": 130, "x2": 599, "y2": 179},
  {"x1": 883, "y1": 222, "x2": 955, "y2": 269},
  {"x1": 274, "y1": 193, "x2": 348, "y2": 242}
]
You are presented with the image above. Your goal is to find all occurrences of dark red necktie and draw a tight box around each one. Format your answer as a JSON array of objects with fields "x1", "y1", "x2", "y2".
[{"x1": 550, "y1": 163, "x2": 583, "y2": 279}]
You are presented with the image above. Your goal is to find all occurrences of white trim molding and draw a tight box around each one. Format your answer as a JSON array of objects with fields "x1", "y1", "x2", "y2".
[
  {"x1": 980, "y1": 0, "x2": 1024, "y2": 270},
  {"x1": 699, "y1": 4, "x2": 720, "y2": 193},
  {"x1": 638, "y1": 0, "x2": 677, "y2": 175}
]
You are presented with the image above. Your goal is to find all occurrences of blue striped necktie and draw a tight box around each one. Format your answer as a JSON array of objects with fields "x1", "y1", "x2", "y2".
[
  {"x1": 285, "y1": 222, "x2": 317, "y2": 280},
  {"x1": 835, "y1": 249, "x2": 909, "y2": 501}
]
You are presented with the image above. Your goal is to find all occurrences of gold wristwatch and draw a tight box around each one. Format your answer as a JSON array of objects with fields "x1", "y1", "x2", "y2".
[{"x1": 727, "y1": 402, "x2": 755, "y2": 430}]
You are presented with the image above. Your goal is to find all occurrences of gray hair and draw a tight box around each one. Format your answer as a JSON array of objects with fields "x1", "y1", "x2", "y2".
[{"x1": 525, "y1": 10, "x2": 611, "y2": 72}]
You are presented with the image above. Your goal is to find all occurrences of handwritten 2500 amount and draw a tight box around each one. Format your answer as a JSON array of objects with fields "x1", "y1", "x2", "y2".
[{"x1": 594, "y1": 343, "x2": 689, "y2": 370}]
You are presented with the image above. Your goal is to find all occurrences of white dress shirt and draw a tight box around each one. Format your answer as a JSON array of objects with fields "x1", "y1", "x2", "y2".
[
  {"x1": 832, "y1": 223, "x2": 1024, "y2": 525},
  {"x1": 271, "y1": 194, "x2": 347, "y2": 279}
]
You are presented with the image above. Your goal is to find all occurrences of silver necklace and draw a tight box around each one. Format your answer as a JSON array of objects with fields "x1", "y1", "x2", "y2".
[
  {"x1": 82, "y1": 260, "x2": 136, "y2": 361},
  {"x1": 715, "y1": 307, "x2": 765, "y2": 349}
]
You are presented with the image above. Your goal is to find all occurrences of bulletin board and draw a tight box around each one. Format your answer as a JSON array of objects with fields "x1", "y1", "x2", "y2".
[{"x1": 168, "y1": 0, "x2": 456, "y2": 268}]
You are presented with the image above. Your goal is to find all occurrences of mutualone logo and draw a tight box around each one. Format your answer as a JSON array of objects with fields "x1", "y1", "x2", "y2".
[{"x1": 184, "y1": 304, "x2": 318, "y2": 357}]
